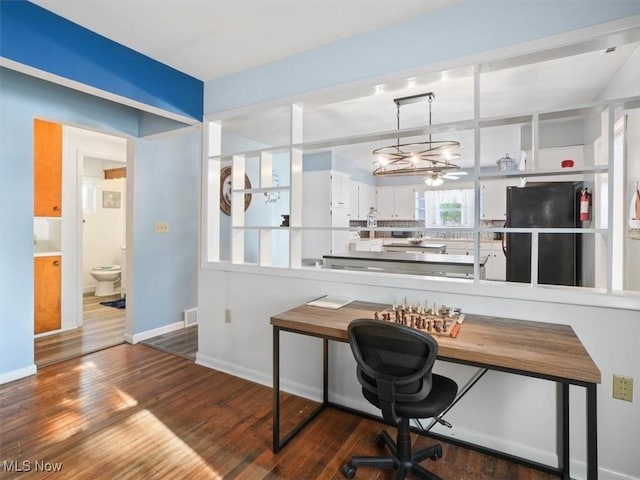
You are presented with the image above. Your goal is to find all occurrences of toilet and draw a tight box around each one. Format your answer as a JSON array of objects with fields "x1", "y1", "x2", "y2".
[{"x1": 91, "y1": 265, "x2": 121, "y2": 296}]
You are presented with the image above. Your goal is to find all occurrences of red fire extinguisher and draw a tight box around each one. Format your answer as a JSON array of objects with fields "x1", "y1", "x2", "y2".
[{"x1": 580, "y1": 188, "x2": 591, "y2": 222}]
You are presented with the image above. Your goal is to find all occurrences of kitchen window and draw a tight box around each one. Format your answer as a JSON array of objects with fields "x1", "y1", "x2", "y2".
[{"x1": 418, "y1": 189, "x2": 474, "y2": 228}]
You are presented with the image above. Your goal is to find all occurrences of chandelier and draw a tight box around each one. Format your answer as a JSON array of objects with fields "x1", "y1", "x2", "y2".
[{"x1": 372, "y1": 92, "x2": 461, "y2": 178}]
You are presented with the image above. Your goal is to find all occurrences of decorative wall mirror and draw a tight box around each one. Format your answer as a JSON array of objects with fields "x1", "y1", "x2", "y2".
[{"x1": 220, "y1": 166, "x2": 252, "y2": 215}]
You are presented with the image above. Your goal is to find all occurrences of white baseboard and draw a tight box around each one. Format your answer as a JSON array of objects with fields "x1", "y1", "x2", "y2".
[
  {"x1": 0, "y1": 364, "x2": 37, "y2": 384},
  {"x1": 195, "y1": 353, "x2": 323, "y2": 402},
  {"x1": 191, "y1": 355, "x2": 634, "y2": 480},
  {"x1": 129, "y1": 321, "x2": 185, "y2": 344}
]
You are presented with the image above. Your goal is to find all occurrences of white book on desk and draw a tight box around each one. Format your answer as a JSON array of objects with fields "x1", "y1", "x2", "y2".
[{"x1": 305, "y1": 295, "x2": 353, "y2": 309}]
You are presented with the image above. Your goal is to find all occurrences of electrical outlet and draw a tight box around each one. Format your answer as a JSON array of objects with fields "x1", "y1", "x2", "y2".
[
  {"x1": 613, "y1": 374, "x2": 633, "y2": 402},
  {"x1": 224, "y1": 309, "x2": 232, "y2": 324},
  {"x1": 154, "y1": 222, "x2": 169, "y2": 233}
]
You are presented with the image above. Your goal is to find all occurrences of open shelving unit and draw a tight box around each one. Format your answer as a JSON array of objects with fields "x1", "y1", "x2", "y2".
[{"x1": 203, "y1": 48, "x2": 639, "y2": 292}]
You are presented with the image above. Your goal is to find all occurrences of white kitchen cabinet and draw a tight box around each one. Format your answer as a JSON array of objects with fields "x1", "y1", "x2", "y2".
[
  {"x1": 350, "y1": 182, "x2": 359, "y2": 219},
  {"x1": 350, "y1": 239, "x2": 383, "y2": 252},
  {"x1": 331, "y1": 171, "x2": 351, "y2": 210},
  {"x1": 443, "y1": 241, "x2": 505, "y2": 280},
  {"x1": 359, "y1": 183, "x2": 376, "y2": 221},
  {"x1": 488, "y1": 243, "x2": 506, "y2": 281},
  {"x1": 376, "y1": 187, "x2": 416, "y2": 220},
  {"x1": 480, "y1": 178, "x2": 519, "y2": 220},
  {"x1": 302, "y1": 170, "x2": 351, "y2": 258},
  {"x1": 349, "y1": 181, "x2": 377, "y2": 220},
  {"x1": 444, "y1": 241, "x2": 473, "y2": 256}
]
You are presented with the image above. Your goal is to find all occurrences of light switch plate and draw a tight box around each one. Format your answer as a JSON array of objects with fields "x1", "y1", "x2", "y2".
[{"x1": 154, "y1": 222, "x2": 169, "y2": 233}]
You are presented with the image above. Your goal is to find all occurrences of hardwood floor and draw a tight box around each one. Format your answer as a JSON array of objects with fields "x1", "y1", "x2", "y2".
[
  {"x1": 34, "y1": 293, "x2": 125, "y2": 368},
  {"x1": 1, "y1": 344, "x2": 557, "y2": 480},
  {"x1": 140, "y1": 325, "x2": 198, "y2": 361}
]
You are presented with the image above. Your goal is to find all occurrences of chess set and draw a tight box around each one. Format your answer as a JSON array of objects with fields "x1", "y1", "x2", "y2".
[{"x1": 373, "y1": 299, "x2": 464, "y2": 338}]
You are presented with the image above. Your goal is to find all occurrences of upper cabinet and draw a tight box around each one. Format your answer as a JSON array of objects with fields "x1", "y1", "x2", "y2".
[
  {"x1": 377, "y1": 187, "x2": 416, "y2": 220},
  {"x1": 480, "y1": 178, "x2": 520, "y2": 220},
  {"x1": 350, "y1": 181, "x2": 376, "y2": 220},
  {"x1": 34, "y1": 119, "x2": 63, "y2": 217},
  {"x1": 330, "y1": 171, "x2": 351, "y2": 210}
]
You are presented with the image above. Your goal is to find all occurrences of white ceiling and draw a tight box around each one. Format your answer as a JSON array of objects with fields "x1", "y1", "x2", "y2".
[{"x1": 30, "y1": 0, "x2": 458, "y2": 81}]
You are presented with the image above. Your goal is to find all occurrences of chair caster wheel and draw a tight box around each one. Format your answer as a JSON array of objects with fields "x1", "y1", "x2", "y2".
[
  {"x1": 431, "y1": 445, "x2": 443, "y2": 460},
  {"x1": 375, "y1": 434, "x2": 385, "y2": 448},
  {"x1": 342, "y1": 463, "x2": 356, "y2": 479}
]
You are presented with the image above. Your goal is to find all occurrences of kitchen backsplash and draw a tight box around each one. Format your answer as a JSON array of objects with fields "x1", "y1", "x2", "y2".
[{"x1": 350, "y1": 219, "x2": 504, "y2": 240}]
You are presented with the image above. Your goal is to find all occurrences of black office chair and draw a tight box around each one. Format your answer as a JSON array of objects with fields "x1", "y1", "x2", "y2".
[{"x1": 342, "y1": 319, "x2": 458, "y2": 480}]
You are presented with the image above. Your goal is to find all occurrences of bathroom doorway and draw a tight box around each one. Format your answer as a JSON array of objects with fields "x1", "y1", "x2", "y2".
[
  {"x1": 34, "y1": 125, "x2": 130, "y2": 367},
  {"x1": 64, "y1": 126, "x2": 128, "y2": 328},
  {"x1": 81, "y1": 156, "x2": 126, "y2": 303}
]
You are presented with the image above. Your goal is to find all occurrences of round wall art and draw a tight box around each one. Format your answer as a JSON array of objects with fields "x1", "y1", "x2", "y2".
[{"x1": 220, "y1": 166, "x2": 252, "y2": 215}]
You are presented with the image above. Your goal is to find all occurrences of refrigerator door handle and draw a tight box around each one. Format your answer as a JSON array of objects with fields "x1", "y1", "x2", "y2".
[{"x1": 502, "y1": 221, "x2": 507, "y2": 256}]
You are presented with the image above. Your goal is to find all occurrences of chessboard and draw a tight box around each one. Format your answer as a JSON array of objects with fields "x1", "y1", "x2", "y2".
[{"x1": 373, "y1": 304, "x2": 464, "y2": 338}]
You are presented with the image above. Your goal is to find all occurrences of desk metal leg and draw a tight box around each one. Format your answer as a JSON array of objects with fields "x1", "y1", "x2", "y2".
[
  {"x1": 558, "y1": 383, "x2": 570, "y2": 480},
  {"x1": 323, "y1": 338, "x2": 328, "y2": 404},
  {"x1": 586, "y1": 383, "x2": 598, "y2": 480},
  {"x1": 273, "y1": 326, "x2": 281, "y2": 453},
  {"x1": 272, "y1": 327, "x2": 330, "y2": 454}
]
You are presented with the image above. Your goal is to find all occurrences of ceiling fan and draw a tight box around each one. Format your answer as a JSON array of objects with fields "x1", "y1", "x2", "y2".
[{"x1": 423, "y1": 170, "x2": 467, "y2": 186}]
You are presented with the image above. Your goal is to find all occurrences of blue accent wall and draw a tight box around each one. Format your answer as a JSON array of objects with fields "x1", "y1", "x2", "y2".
[
  {"x1": 131, "y1": 130, "x2": 201, "y2": 334},
  {"x1": 0, "y1": 68, "x2": 139, "y2": 377},
  {"x1": 1, "y1": 0, "x2": 203, "y2": 121},
  {"x1": 0, "y1": 68, "x2": 200, "y2": 380}
]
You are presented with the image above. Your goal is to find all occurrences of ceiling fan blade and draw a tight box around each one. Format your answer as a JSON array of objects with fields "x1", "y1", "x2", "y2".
[{"x1": 441, "y1": 171, "x2": 468, "y2": 179}]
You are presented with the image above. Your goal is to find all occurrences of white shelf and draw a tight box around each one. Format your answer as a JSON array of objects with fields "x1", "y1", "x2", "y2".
[
  {"x1": 233, "y1": 186, "x2": 289, "y2": 194},
  {"x1": 478, "y1": 165, "x2": 608, "y2": 180},
  {"x1": 208, "y1": 145, "x2": 291, "y2": 160},
  {"x1": 34, "y1": 251, "x2": 62, "y2": 257}
]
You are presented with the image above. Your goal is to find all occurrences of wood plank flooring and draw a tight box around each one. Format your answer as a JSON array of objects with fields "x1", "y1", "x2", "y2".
[
  {"x1": 140, "y1": 325, "x2": 198, "y2": 361},
  {"x1": 34, "y1": 293, "x2": 125, "y2": 368},
  {"x1": 1, "y1": 344, "x2": 558, "y2": 480}
]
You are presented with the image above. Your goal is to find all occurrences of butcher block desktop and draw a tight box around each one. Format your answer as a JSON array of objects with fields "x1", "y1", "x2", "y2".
[{"x1": 271, "y1": 300, "x2": 601, "y2": 479}]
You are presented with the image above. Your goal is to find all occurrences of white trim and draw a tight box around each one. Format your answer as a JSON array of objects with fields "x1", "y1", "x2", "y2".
[
  {"x1": 195, "y1": 353, "x2": 320, "y2": 402},
  {"x1": 0, "y1": 364, "x2": 37, "y2": 385},
  {"x1": 126, "y1": 321, "x2": 185, "y2": 344},
  {"x1": 0, "y1": 58, "x2": 201, "y2": 127},
  {"x1": 201, "y1": 260, "x2": 640, "y2": 312},
  {"x1": 192, "y1": 352, "x2": 633, "y2": 480}
]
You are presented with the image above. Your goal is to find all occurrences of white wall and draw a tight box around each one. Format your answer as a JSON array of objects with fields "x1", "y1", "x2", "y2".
[
  {"x1": 81, "y1": 157, "x2": 125, "y2": 291},
  {"x1": 196, "y1": 6, "x2": 640, "y2": 479},
  {"x1": 197, "y1": 267, "x2": 640, "y2": 480}
]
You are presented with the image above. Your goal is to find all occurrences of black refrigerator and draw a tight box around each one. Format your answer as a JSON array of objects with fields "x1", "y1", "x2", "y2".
[{"x1": 505, "y1": 182, "x2": 583, "y2": 286}]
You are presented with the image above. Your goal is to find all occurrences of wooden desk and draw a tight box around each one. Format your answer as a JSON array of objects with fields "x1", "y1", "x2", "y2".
[{"x1": 271, "y1": 301, "x2": 601, "y2": 479}]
